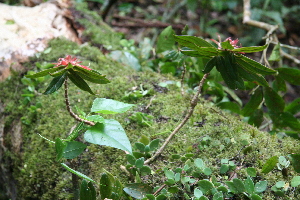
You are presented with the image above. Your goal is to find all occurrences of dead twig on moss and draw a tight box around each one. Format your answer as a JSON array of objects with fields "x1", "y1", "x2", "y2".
[{"x1": 144, "y1": 73, "x2": 209, "y2": 165}]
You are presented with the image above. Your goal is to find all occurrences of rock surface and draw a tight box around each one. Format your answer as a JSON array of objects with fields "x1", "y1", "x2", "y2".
[{"x1": 0, "y1": 1, "x2": 79, "y2": 81}]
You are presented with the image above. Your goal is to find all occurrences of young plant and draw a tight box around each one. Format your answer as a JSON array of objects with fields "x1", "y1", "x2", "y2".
[{"x1": 26, "y1": 55, "x2": 134, "y2": 199}]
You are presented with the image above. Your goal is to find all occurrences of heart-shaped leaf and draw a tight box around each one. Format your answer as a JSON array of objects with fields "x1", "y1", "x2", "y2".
[
  {"x1": 63, "y1": 141, "x2": 87, "y2": 159},
  {"x1": 91, "y1": 98, "x2": 134, "y2": 114},
  {"x1": 84, "y1": 119, "x2": 132, "y2": 154}
]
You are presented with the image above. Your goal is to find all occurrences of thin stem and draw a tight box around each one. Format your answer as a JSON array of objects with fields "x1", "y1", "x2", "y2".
[
  {"x1": 64, "y1": 78, "x2": 95, "y2": 126},
  {"x1": 144, "y1": 73, "x2": 209, "y2": 165}
]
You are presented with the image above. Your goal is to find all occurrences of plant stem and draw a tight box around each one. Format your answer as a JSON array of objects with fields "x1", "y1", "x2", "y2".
[
  {"x1": 64, "y1": 78, "x2": 95, "y2": 126},
  {"x1": 144, "y1": 73, "x2": 209, "y2": 165}
]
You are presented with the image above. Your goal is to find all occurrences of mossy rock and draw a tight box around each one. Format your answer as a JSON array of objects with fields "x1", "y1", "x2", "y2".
[{"x1": 1, "y1": 5, "x2": 300, "y2": 200}]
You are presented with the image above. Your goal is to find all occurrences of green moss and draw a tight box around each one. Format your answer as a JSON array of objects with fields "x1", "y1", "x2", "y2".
[{"x1": 1, "y1": 6, "x2": 300, "y2": 199}]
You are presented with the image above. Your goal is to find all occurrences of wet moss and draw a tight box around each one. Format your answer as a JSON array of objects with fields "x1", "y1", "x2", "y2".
[{"x1": 1, "y1": 5, "x2": 300, "y2": 199}]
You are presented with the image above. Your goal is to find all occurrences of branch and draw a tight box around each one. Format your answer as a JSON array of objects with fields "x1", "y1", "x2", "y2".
[
  {"x1": 64, "y1": 78, "x2": 95, "y2": 126},
  {"x1": 144, "y1": 73, "x2": 209, "y2": 165},
  {"x1": 112, "y1": 15, "x2": 185, "y2": 29}
]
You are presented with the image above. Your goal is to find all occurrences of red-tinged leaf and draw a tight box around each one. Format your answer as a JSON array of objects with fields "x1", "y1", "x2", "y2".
[
  {"x1": 261, "y1": 156, "x2": 278, "y2": 173},
  {"x1": 277, "y1": 67, "x2": 300, "y2": 85},
  {"x1": 263, "y1": 87, "x2": 285, "y2": 113},
  {"x1": 50, "y1": 68, "x2": 67, "y2": 77},
  {"x1": 43, "y1": 73, "x2": 67, "y2": 95},
  {"x1": 236, "y1": 55, "x2": 277, "y2": 75},
  {"x1": 290, "y1": 154, "x2": 300, "y2": 173},
  {"x1": 25, "y1": 66, "x2": 62, "y2": 78},
  {"x1": 67, "y1": 69, "x2": 95, "y2": 95},
  {"x1": 73, "y1": 66, "x2": 110, "y2": 84},
  {"x1": 242, "y1": 88, "x2": 263, "y2": 116},
  {"x1": 174, "y1": 35, "x2": 214, "y2": 48},
  {"x1": 248, "y1": 109, "x2": 263, "y2": 127},
  {"x1": 232, "y1": 44, "x2": 268, "y2": 53}
]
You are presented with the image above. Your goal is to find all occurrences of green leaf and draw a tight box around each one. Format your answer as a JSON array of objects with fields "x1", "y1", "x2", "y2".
[
  {"x1": 156, "y1": 194, "x2": 168, "y2": 200},
  {"x1": 203, "y1": 57, "x2": 217, "y2": 73},
  {"x1": 268, "y1": 43, "x2": 281, "y2": 61},
  {"x1": 246, "y1": 168, "x2": 257, "y2": 177},
  {"x1": 168, "y1": 186, "x2": 179, "y2": 193},
  {"x1": 86, "y1": 115, "x2": 105, "y2": 123},
  {"x1": 244, "y1": 177, "x2": 255, "y2": 194},
  {"x1": 164, "y1": 169, "x2": 175, "y2": 180},
  {"x1": 139, "y1": 135, "x2": 150, "y2": 145},
  {"x1": 67, "y1": 69, "x2": 95, "y2": 95},
  {"x1": 126, "y1": 154, "x2": 136, "y2": 165},
  {"x1": 180, "y1": 47, "x2": 219, "y2": 57},
  {"x1": 237, "y1": 66, "x2": 269, "y2": 87},
  {"x1": 233, "y1": 178, "x2": 246, "y2": 193},
  {"x1": 225, "y1": 181, "x2": 237, "y2": 194},
  {"x1": 157, "y1": 26, "x2": 175, "y2": 53},
  {"x1": 99, "y1": 173, "x2": 113, "y2": 200},
  {"x1": 25, "y1": 66, "x2": 61, "y2": 78},
  {"x1": 250, "y1": 194, "x2": 263, "y2": 200},
  {"x1": 135, "y1": 142, "x2": 146, "y2": 152},
  {"x1": 43, "y1": 73, "x2": 67, "y2": 94},
  {"x1": 174, "y1": 35, "x2": 214, "y2": 48},
  {"x1": 61, "y1": 163, "x2": 95, "y2": 183},
  {"x1": 63, "y1": 141, "x2": 87, "y2": 159},
  {"x1": 198, "y1": 180, "x2": 214, "y2": 194},
  {"x1": 215, "y1": 56, "x2": 237, "y2": 89},
  {"x1": 149, "y1": 139, "x2": 160, "y2": 151},
  {"x1": 236, "y1": 55, "x2": 277, "y2": 75},
  {"x1": 254, "y1": 181, "x2": 267, "y2": 193},
  {"x1": 242, "y1": 88, "x2": 263, "y2": 116},
  {"x1": 91, "y1": 98, "x2": 134, "y2": 114},
  {"x1": 55, "y1": 138, "x2": 67, "y2": 161},
  {"x1": 194, "y1": 188, "x2": 203, "y2": 198},
  {"x1": 277, "y1": 67, "x2": 300, "y2": 85},
  {"x1": 221, "y1": 40, "x2": 234, "y2": 50},
  {"x1": 285, "y1": 98, "x2": 300, "y2": 115},
  {"x1": 290, "y1": 154, "x2": 300, "y2": 173},
  {"x1": 263, "y1": 87, "x2": 285, "y2": 113},
  {"x1": 49, "y1": 68, "x2": 67, "y2": 77},
  {"x1": 140, "y1": 166, "x2": 151, "y2": 176},
  {"x1": 135, "y1": 157, "x2": 144, "y2": 168},
  {"x1": 291, "y1": 176, "x2": 300, "y2": 187},
  {"x1": 217, "y1": 102, "x2": 241, "y2": 114},
  {"x1": 273, "y1": 75, "x2": 286, "y2": 92},
  {"x1": 261, "y1": 156, "x2": 278, "y2": 173},
  {"x1": 195, "y1": 158, "x2": 205, "y2": 169},
  {"x1": 123, "y1": 183, "x2": 152, "y2": 199},
  {"x1": 84, "y1": 120, "x2": 132, "y2": 154},
  {"x1": 248, "y1": 109, "x2": 264, "y2": 127},
  {"x1": 73, "y1": 66, "x2": 110, "y2": 84},
  {"x1": 280, "y1": 112, "x2": 300, "y2": 130},
  {"x1": 232, "y1": 44, "x2": 268, "y2": 53},
  {"x1": 213, "y1": 191, "x2": 224, "y2": 200},
  {"x1": 80, "y1": 180, "x2": 96, "y2": 200}
]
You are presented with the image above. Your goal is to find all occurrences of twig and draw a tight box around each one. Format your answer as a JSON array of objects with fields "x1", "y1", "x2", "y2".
[
  {"x1": 64, "y1": 78, "x2": 95, "y2": 126},
  {"x1": 146, "y1": 95, "x2": 156, "y2": 110},
  {"x1": 112, "y1": 15, "x2": 184, "y2": 29},
  {"x1": 153, "y1": 184, "x2": 167, "y2": 196},
  {"x1": 144, "y1": 73, "x2": 209, "y2": 165}
]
